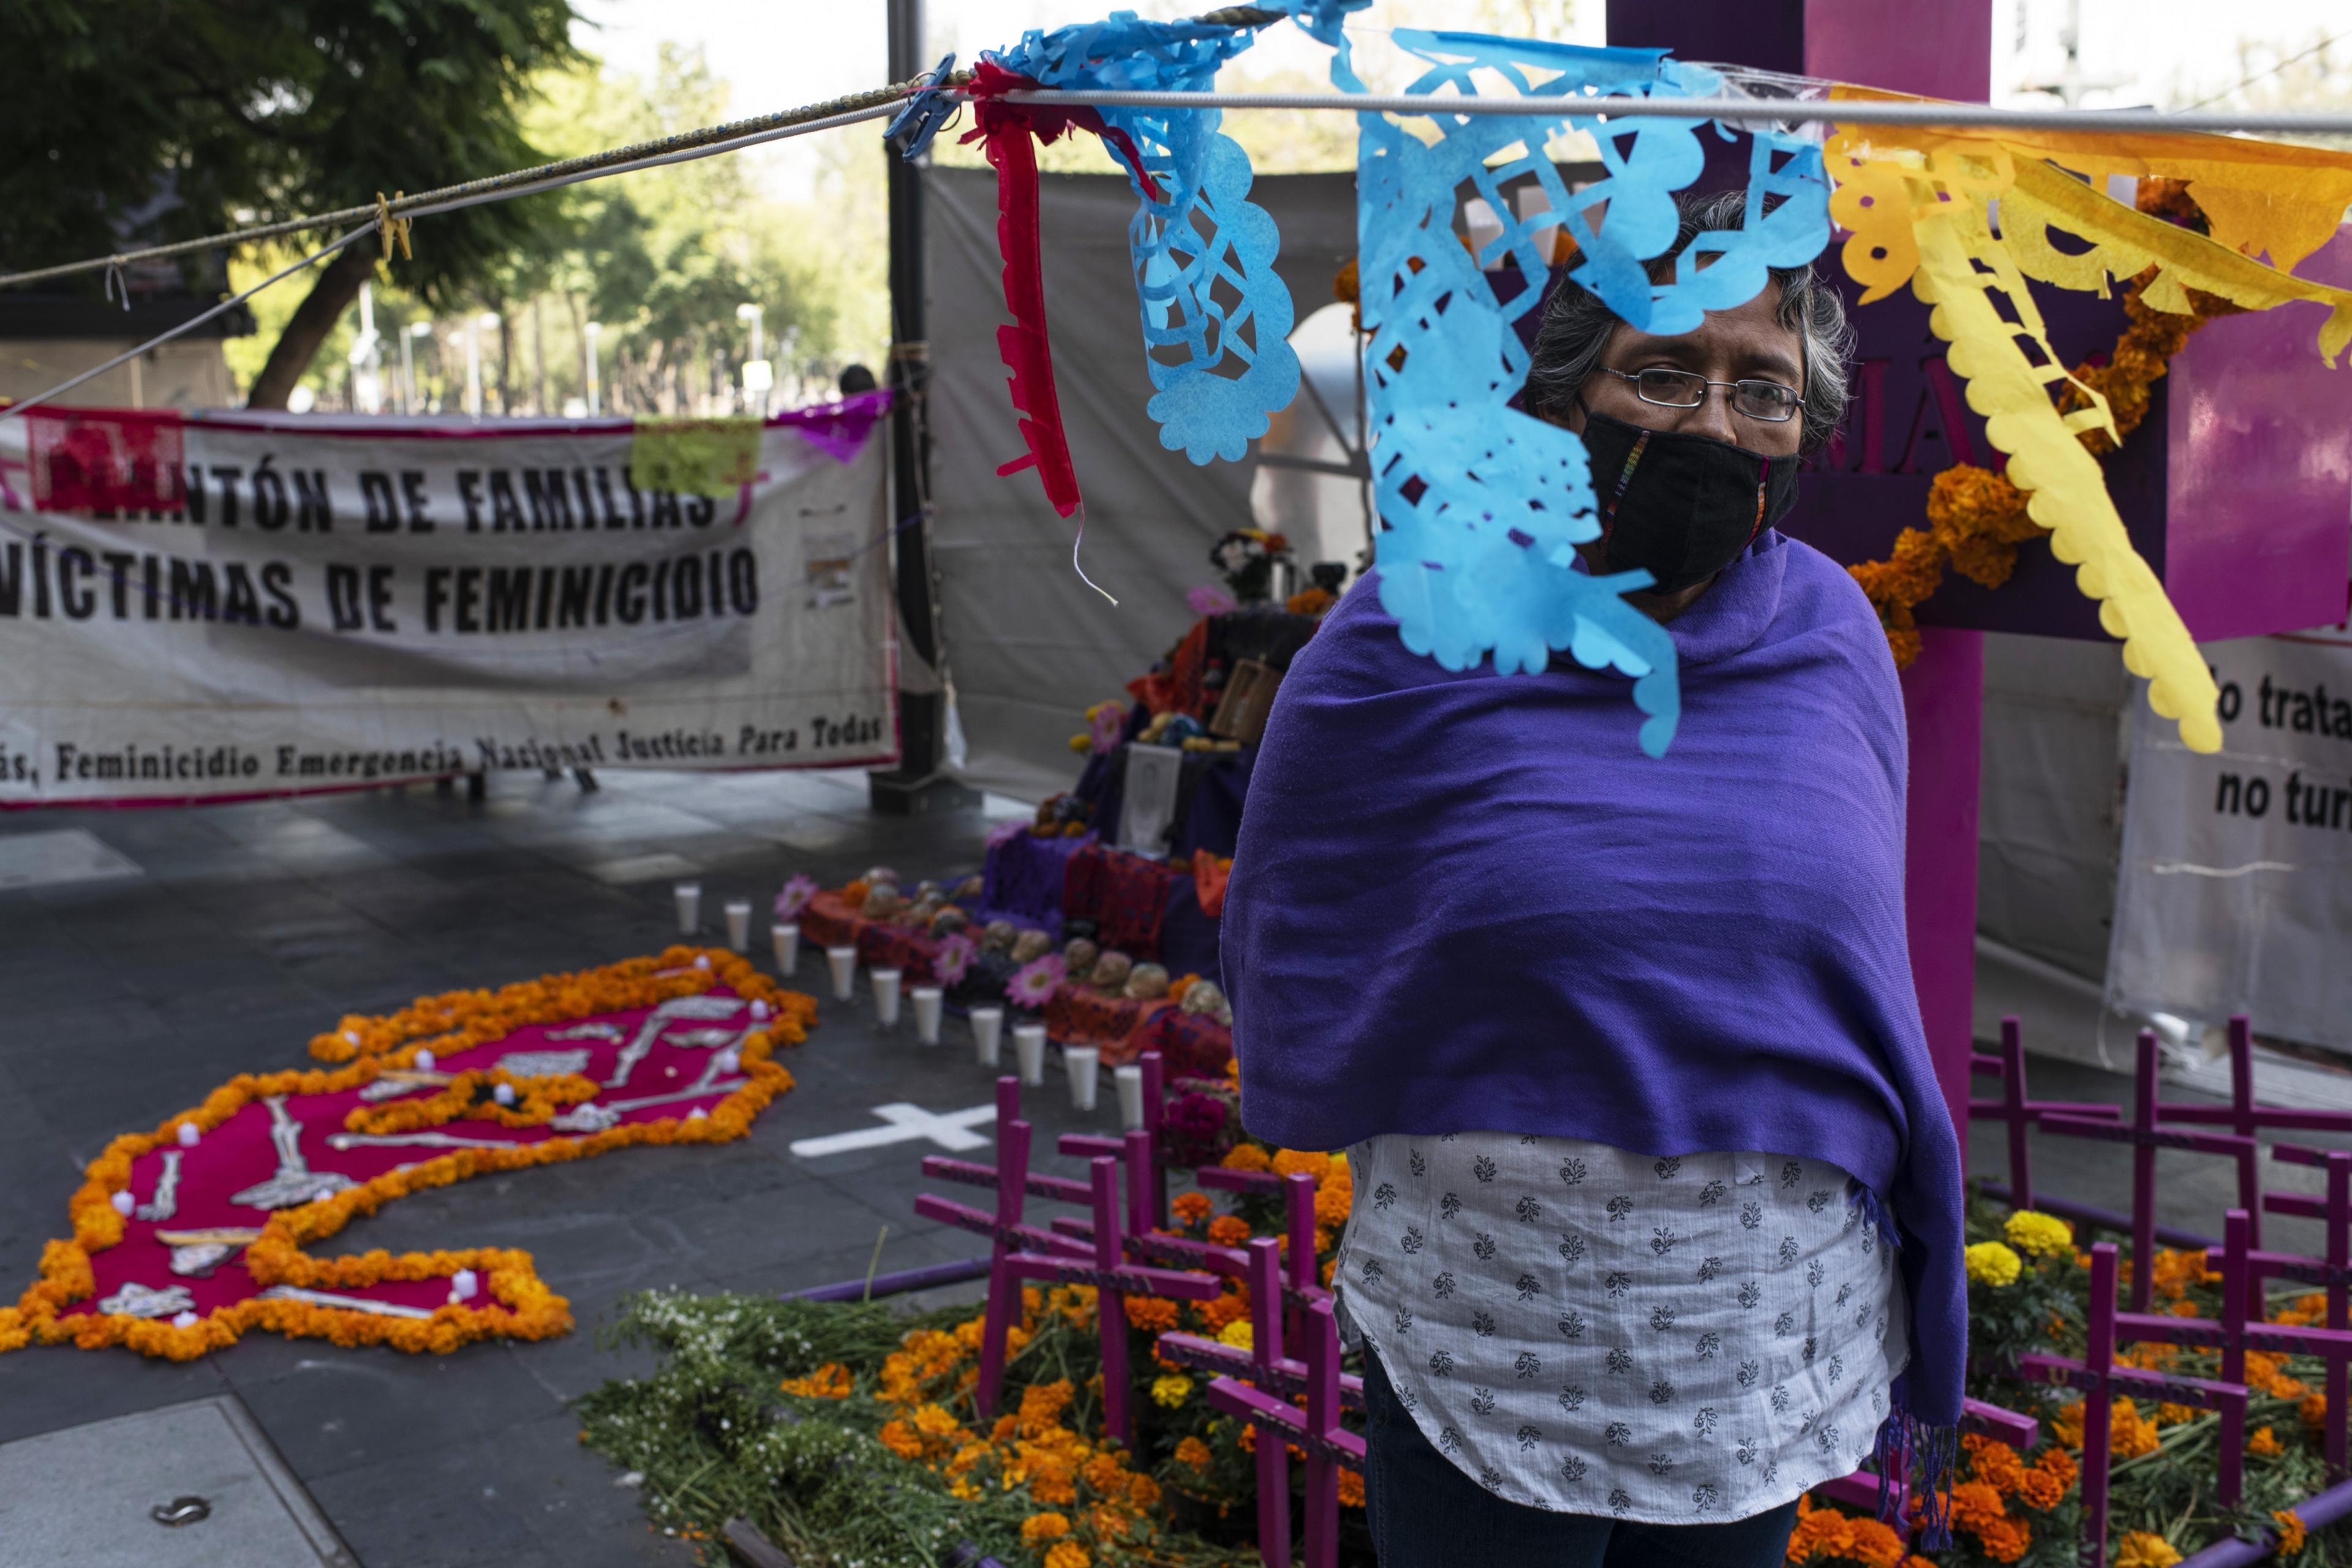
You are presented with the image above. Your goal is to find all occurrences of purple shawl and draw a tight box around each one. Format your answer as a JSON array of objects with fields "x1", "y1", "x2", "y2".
[{"x1": 1223, "y1": 532, "x2": 1967, "y2": 1515}]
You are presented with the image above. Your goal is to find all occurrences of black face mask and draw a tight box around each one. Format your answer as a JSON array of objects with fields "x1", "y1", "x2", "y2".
[{"x1": 1576, "y1": 406, "x2": 1800, "y2": 595}]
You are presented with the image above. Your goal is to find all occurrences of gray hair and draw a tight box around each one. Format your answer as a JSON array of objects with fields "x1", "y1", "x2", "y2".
[{"x1": 1523, "y1": 189, "x2": 1855, "y2": 456}]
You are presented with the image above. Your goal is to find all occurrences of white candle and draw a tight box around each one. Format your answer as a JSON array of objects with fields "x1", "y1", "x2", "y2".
[
  {"x1": 826, "y1": 946, "x2": 857, "y2": 1001},
  {"x1": 674, "y1": 881, "x2": 702, "y2": 935},
  {"x1": 772, "y1": 922, "x2": 800, "y2": 973},
  {"x1": 911, "y1": 986, "x2": 944, "y2": 1045},
  {"x1": 1014, "y1": 1023, "x2": 1048, "y2": 1088},
  {"x1": 1115, "y1": 1064, "x2": 1147, "y2": 1130},
  {"x1": 1064, "y1": 1044, "x2": 1101, "y2": 1112},
  {"x1": 725, "y1": 900, "x2": 752, "y2": 951},
  {"x1": 872, "y1": 968, "x2": 903, "y2": 1027},
  {"x1": 970, "y1": 1006, "x2": 1005, "y2": 1068}
]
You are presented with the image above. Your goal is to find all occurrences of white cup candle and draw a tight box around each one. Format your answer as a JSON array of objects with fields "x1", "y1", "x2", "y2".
[
  {"x1": 772, "y1": 921, "x2": 800, "y2": 973},
  {"x1": 1014, "y1": 1023, "x2": 1048, "y2": 1087},
  {"x1": 970, "y1": 1006, "x2": 1005, "y2": 1068},
  {"x1": 1115, "y1": 1064, "x2": 1147, "y2": 1130},
  {"x1": 725, "y1": 900, "x2": 752, "y2": 951},
  {"x1": 1063, "y1": 1044, "x2": 1101, "y2": 1112},
  {"x1": 911, "y1": 986, "x2": 944, "y2": 1044},
  {"x1": 872, "y1": 968, "x2": 903, "y2": 1026},
  {"x1": 826, "y1": 946, "x2": 857, "y2": 1001},
  {"x1": 674, "y1": 881, "x2": 702, "y2": 935}
]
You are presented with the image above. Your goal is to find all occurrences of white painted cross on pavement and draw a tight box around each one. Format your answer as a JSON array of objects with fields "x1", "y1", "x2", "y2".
[{"x1": 788, "y1": 1101, "x2": 997, "y2": 1159}]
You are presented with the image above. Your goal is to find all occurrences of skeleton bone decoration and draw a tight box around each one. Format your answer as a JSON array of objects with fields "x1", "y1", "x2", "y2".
[
  {"x1": 231, "y1": 1097, "x2": 358, "y2": 1210},
  {"x1": 605, "y1": 995, "x2": 742, "y2": 1089},
  {"x1": 546, "y1": 1021, "x2": 624, "y2": 1042},
  {"x1": 96, "y1": 1281, "x2": 194, "y2": 1318},
  {"x1": 134, "y1": 1150, "x2": 182, "y2": 1222},
  {"x1": 168, "y1": 1243, "x2": 234, "y2": 1278},
  {"x1": 257, "y1": 1285, "x2": 437, "y2": 1321},
  {"x1": 551, "y1": 1077, "x2": 749, "y2": 1132},
  {"x1": 659, "y1": 1027, "x2": 745, "y2": 1050},
  {"x1": 496, "y1": 1049, "x2": 593, "y2": 1078}
]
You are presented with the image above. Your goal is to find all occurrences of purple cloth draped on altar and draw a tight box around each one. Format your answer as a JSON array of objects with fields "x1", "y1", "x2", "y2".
[
  {"x1": 981, "y1": 828, "x2": 1095, "y2": 927},
  {"x1": 1223, "y1": 541, "x2": 1970, "y2": 1449}
]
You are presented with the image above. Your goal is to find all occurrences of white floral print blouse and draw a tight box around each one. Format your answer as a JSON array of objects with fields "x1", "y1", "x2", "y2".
[{"x1": 1332, "y1": 1132, "x2": 1908, "y2": 1525}]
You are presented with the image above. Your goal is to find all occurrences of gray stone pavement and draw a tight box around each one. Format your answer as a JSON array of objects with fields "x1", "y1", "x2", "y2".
[{"x1": 0, "y1": 768, "x2": 2332, "y2": 1567}]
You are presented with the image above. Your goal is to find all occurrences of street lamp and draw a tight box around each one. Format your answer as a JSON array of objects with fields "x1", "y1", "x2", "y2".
[
  {"x1": 402, "y1": 322, "x2": 432, "y2": 415},
  {"x1": 467, "y1": 312, "x2": 499, "y2": 418},
  {"x1": 736, "y1": 301, "x2": 772, "y2": 415},
  {"x1": 584, "y1": 322, "x2": 603, "y2": 417}
]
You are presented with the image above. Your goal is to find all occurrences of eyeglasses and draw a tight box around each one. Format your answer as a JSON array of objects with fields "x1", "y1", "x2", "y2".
[{"x1": 1599, "y1": 366, "x2": 1802, "y2": 423}]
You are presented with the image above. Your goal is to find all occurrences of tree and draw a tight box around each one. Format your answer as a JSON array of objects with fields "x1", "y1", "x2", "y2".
[{"x1": 0, "y1": 0, "x2": 581, "y2": 407}]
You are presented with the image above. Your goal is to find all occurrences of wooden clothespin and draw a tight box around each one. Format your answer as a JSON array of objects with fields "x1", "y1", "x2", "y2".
[{"x1": 376, "y1": 192, "x2": 413, "y2": 263}]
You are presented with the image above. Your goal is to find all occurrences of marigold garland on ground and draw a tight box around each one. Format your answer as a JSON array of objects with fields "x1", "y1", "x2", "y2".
[{"x1": 0, "y1": 948, "x2": 812, "y2": 1360}]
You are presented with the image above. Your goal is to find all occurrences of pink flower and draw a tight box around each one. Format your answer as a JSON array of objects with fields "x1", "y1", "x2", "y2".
[
  {"x1": 1007, "y1": 953, "x2": 1067, "y2": 1010},
  {"x1": 1186, "y1": 583, "x2": 1238, "y2": 618},
  {"x1": 933, "y1": 932, "x2": 979, "y2": 987},
  {"x1": 774, "y1": 873, "x2": 820, "y2": 921}
]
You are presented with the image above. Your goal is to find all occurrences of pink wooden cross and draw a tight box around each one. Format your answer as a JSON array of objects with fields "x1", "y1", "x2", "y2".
[
  {"x1": 1060, "y1": 1049, "x2": 1170, "y2": 1232},
  {"x1": 1179, "y1": 1237, "x2": 1365, "y2": 1568},
  {"x1": 2010, "y1": 1242, "x2": 2247, "y2": 1568},
  {"x1": 2040, "y1": 1031, "x2": 2261, "y2": 1309},
  {"x1": 911, "y1": 1074, "x2": 1222, "y2": 1441}
]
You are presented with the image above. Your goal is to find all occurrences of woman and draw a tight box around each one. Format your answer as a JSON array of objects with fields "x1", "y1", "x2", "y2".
[{"x1": 1223, "y1": 193, "x2": 1966, "y2": 1567}]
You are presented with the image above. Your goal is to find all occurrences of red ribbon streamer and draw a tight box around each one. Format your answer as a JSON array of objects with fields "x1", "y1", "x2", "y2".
[{"x1": 961, "y1": 61, "x2": 1162, "y2": 521}]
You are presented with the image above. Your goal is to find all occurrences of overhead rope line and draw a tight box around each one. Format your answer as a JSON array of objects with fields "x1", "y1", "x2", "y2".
[
  {"x1": 14, "y1": 64, "x2": 2352, "y2": 295},
  {"x1": 7, "y1": 36, "x2": 2352, "y2": 421}
]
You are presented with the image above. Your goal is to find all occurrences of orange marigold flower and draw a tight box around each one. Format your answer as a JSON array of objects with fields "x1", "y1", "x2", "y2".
[
  {"x1": 779, "y1": 1361, "x2": 854, "y2": 1398},
  {"x1": 2035, "y1": 1445, "x2": 2077, "y2": 1488},
  {"x1": 1964, "y1": 1433, "x2": 2026, "y2": 1494},
  {"x1": 2014, "y1": 1466, "x2": 2067, "y2": 1510},
  {"x1": 1022, "y1": 1513, "x2": 1071, "y2": 1544},
  {"x1": 2114, "y1": 1531, "x2": 2184, "y2": 1568},
  {"x1": 1174, "y1": 1436, "x2": 1212, "y2": 1471},
  {"x1": 1171, "y1": 1192, "x2": 1213, "y2": 1226},
  {"x1": 1125, "y1": 1295, "x2": 1180, "y2": 1333},
  {"x1": 1338, "y1": 1468, "x2": 1365, "y2": 1509},
  {"x1": 2275, "y1": 1509, "x2": 2308, "y2": 1556},
  {"x1": 1270, "y1": 1148, "x2": 1329, "y2": 1182},
  {"x1": 1206, "y1": 1215, "x2": 1253, "y2": 1248},
  {"x1": 2301, "y1": 1393, "x2": 2329, "y2": 1429},
  {"x1": 2250, "y1": 1425, "x2": 2284, "y2": 1457},
  {"x1": 1970, "y1": 1517, "x2": 2032, "y2": 1564},
  {"x1": 878, "y1": 1419, "x2": 924, "y2": 1460},
  {"x1": 1128, "y1": 1472, "x2": 1161, "y2": 1509},
  {"x1": 1220, "y1": 1144, "x2": 1271, "y2": 1173},
  {"x1": 1044, "y1": 1545, "x2": 1090, "y2": 1568},
  {"x1": 1950, "y1": 1481, "x2": 2008, "y2": 1531},
  {"x1": 2154, "y1": 1402, "x2": 2198, "y2": 1427}
]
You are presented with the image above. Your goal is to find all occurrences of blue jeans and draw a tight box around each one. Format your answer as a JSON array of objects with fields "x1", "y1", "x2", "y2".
[{"x1": 1362, "y1": 1349, "x2": 1802, "y2": 1568}]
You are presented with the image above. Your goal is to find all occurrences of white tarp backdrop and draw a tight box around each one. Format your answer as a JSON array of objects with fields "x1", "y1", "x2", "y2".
[
  {"x1": 0, "y1": 409, "x2": 897, "y2": 803},
  {"x1": 2108, "y1": 628, "x2": 2352, "y2": 1053},
  {"x1": 926, "y1": 167, "x2": 1360, "y2": 801}
]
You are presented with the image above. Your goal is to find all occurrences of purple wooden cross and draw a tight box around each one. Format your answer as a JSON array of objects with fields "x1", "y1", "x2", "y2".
[
  {"x1": 2010, "y1": 1242, "x2": 2247, "y2": 1568},
  {"x1": 1186, "y1": 1238, "x2": 1365, "y2": 1568},
  {"x1": 2256, "y1": 1148, "x2": 2352, "y2": 1476},
  {"x1": 1968, "y1": 1016, "x2": 2122, "y2": 1210},
  {"x1": 2040, "y1": 1031, "x2": 2261, "y2": 1310},
  {"x1": 2157, "y1": 1016, "x2": 2352, "y2": 1140}
]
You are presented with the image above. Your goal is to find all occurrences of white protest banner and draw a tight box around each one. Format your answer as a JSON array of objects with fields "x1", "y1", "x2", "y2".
[
  {"x1": 2108, "y1": 625, "x2": 2352, "y2": 1053},
  {"x1": 0, "y1": 398, "x2": 900, "y2": 804}
]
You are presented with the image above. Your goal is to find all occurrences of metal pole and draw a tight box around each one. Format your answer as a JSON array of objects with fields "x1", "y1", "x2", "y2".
[
  {"x1": 872, "y1": 0, "x2": 969, "y2": 812},
  {"x1": 586, "y1": 323, "x2": 602, "y2": 416}
]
